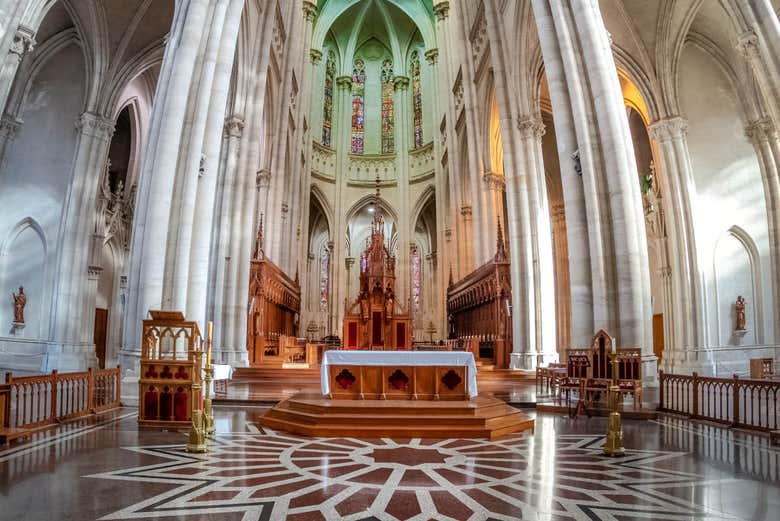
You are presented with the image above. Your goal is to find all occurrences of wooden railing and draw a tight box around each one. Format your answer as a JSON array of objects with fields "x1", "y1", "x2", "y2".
[
  {"x1": 659, "y1": 370, "x2": 780, "y2": 432},
  {"x1": 4, "y1": 366, "x2": 122, "y2": 432}
]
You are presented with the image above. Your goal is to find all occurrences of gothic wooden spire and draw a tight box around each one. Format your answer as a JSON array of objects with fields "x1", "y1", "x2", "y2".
[
  {"x1": 494, "y1": 217, "x2": 508, "y2": 262},
  {"x1": 252, "y1": 213, "x2": 265, "y2": 260}
]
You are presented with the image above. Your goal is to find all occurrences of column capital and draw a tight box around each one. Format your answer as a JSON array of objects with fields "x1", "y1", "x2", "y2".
[
  {"x1": 310, "y1": 48, "x2": 323, "y2": 64},
  {"x1": 256, "y1": 168, "x2": 271, "y2": 188},
  {"x1": 460, "y1": 205, "x2": 472, "y2": 220},
  {"x1": 75, "y1": 112, "x2": 115, "y2": 142},
  {"x1": 302, "y1": 1, "x2": 317, "y2": 22},
  {"x1": 433, "y1": 1, "x2": 450, "y2": 21},
  {"x1": 87, "y1": 265, "x2": 103, "y2": 280},
  {"x1": 345, "y1": 256, "x2": 355, "y2": 269},
  {"x1": 0, "y1": 114, "x2": 23, "y2": 140},
  {"x1": 119, "y1": 275, "x2": 128, "y2": 289},
  {"x1": 393, "y1": 75, "x2": 410, "y2": 91},
  {"x1": 336, "y1": 76, "x2": 352, "y2": 89},
  {"x1": 517, "y1": 116, "x2": 545, "y2": 139},
  {"x1": 482, "y1": 171, "x2": 505, "y2": 191},
  {"x1": 424, "y1": 48, "x2": 439, "y2": 65},
  {"x1": 10, "y1": 25, "x2": 35, "y2": 57},
  {"x1": 736, "y1": 30, "x2": 760, "y2": 60},
  {"x1": 648, "y1": 116, "x2": 688, "y2": 143},
  {"x1": 224, "y1": 115, "x2": 245, "y2": 138},
  {"x1": 745, "y1": 117, "x2": 777, "y2": 143}
]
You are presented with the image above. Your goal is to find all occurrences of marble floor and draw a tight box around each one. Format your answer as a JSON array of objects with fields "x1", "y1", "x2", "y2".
[{"x1": 1, "y1": 407, "x2": 778, "y2": 521}]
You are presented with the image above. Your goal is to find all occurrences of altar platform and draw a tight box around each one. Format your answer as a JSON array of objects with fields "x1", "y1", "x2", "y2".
[{"x1": 258, "y1": 393, "x2": 535, "y2": 439}]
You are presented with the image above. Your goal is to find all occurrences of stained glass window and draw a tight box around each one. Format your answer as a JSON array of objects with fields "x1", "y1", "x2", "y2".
[
  {"x1": 321, "y1": 50, "x2": 335, "y2": 147},
  {"x1": 410, "y1": 50, "x2": 423, "y2": 148},
  {"x1": 319, "y1": 244, "x2": 330, "y2": 313},
  {"x1": 381, "y1": 59, "x2": 394, "y2": 154},
  {"x1": 351, "y1": 59, "x2": 366, "y2": 154},
  {"x1": 412, "y1": 246, "x2": 421, "y2": 318}
]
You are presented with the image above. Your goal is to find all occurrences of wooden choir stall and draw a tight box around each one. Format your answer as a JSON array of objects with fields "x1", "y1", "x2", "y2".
[
  {"x1": 246, "y1": 218, "x2": 305, "y2": 366},
  {"x1": 446, "y1": 223, "x2": 512, "y2": 368},
  {"x1": 342, "y1": 187, "x2": 412, "y2": 350},
  {"x1": 138, "y1": 310, "x2": 203, "y2": 429}
]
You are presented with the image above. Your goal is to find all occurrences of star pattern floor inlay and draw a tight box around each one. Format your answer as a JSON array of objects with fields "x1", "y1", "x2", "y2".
[{"x1": 87, "y1": 429, "x2": 749, "y2": 521}]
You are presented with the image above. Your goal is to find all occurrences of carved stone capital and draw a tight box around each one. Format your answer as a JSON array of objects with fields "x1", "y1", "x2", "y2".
[
  {"x1": 0, "y1": 114, "x2": 23, "y2": 141},
  {"x1": 460, "y1": 205, "x2": 472, "y2": 219},
  {"x1": 281, "y1": 202, "x2": 289, "y2": 215},
  {"x1": 310, "y1": 48, "x2": 322, "y2": 64},
  {"x1": 482, "y1": 171, "x2": 505, "y2": 191},
  {"x1": 345, "y1": 257, "x2": 355, "y2": 269},
  {"x1": 336, "y1": 76, "x2": 352, "y2": 90},
  {"x1": 224, "y1": 115, "x2": 245, "y2": 138},
  {"x1": 393, "y1": 75, "x2": 410, "y2": 91},
  {"x1": 256, "y1": 168, "x2": 271, "y2": 188},
  {"x1": 302, "y1": 1, "x2": 317, "y2": 22},
  {"x1": 424, "y1": 48, "x2": 439, "y2": 65},
  {"x1": 75, "y1": 112, "x2": 115, "y2": 142},
  {"x1": 648, "y1": 116, "x2": 688, "y2": 143},
  {"x1": 87, "y1": 265, "x2": 103, "y2": 279},
  {"x1": 517, "y1": 116, "x2": 545, "y2": 140},
  {"x1": 745, "y1": 118, "x2": 777, "y2": 144},
  {"x1": 119, "y1": 275, "x2": 128, "y2": 289},
  {"x1": 433, "y1": 1, "x2": 450, "y2": 21},
  {"x1": 736, "y1": 30, "x2": 760, "y2": 60},
  {"x1": 10, "y1": 25, "x2": 35, "y2": 57},
  {"x1": 444, "y1": 228, "x2": 452, "y2": 241}
]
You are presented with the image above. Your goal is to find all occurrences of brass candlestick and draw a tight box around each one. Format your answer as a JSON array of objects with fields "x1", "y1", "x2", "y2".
[
  {"x1": 603, "y1": 350, "x2": 625, "y2": 457},
  {"x1": 186, "y1": 349, "x2": 208, "y2": 453},
  {"x1": 203, "y1": 321, "x2": 215, "y2": 436}
]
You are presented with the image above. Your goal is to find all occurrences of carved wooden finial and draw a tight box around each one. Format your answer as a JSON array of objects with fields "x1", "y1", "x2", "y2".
[
  {"x1": 252, "y1": 214, "x2": 265, "y2": 260},
  {"x1": 494, "y1": 217, "x2": 508, "y2": 262}
]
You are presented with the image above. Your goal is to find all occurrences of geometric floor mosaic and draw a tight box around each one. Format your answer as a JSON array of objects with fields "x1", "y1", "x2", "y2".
[{"x1": 87, "y1": 429, "x2": 746, "y2": 521}]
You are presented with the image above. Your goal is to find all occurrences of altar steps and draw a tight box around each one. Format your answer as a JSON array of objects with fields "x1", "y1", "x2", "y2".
[{"x1": 258, "y1": 393, "x2": 534, "y2": 439}]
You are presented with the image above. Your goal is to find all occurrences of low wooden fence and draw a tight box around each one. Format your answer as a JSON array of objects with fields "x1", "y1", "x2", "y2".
[
  {"x1": 3, "y1": 366, "x2": 122, "y2": 433},
  {"x1": 659, "y1": 370, "x2": 780, "y2": 432}
]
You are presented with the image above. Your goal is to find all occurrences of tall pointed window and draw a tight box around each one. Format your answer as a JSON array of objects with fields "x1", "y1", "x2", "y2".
[
  {"x1": 321, "y1": 50, "x2": 335, "y2": 147},
  {"x1": 410, "y1": 50, "x2": 423, "y2": 148},
  {"x1": 351, "y1": 59, "x2": 366, "y2": 154},
  {"x1": 319, "y1": 244, "x2": 330, "y2": 314},
  {"x1": 381, "y1": 59, "x2": 394, "y2": 153}
]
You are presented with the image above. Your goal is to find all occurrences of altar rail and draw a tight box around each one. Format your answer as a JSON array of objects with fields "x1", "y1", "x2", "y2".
[
  {"x1": 3, "y1": 366, "x2": 121, "y2": 434},
  {"x1": 659, "y1": 370, "x2": 780, "y2": 432}
]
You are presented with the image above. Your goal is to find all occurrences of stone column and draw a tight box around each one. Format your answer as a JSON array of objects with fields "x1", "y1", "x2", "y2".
[
  {"x1": 394, "y1": 75, "x2": 412, "y2": 307},
  {"x1": 745, "y1": 117, "x2": 780, "y2": 340},
  {"x1": 0, "y1": 24, "x2": 34, "y2": 115},
  {"x1": 345, "y1": 256, "x2": 355, "y2": 308},
  {"x1": 124, "y1": 0, "x2": 211, "y2": 360},
  {"x1": 550, "y1": 204, "x2": 571, "y2": 356},
  {"x1": 648, "y1": 117, "x2": 705, "y2": 374},
  {"x1": 186, "y1": 0, "x2": 243, "y2": 331},
  {"x1": 730, "y1": 0, "x2": 780, "y2": 127},
  {"x1": 531, "y1": 0, "x2": 654, "y2": 381},
  {"x1": 52, "y1": 112, "x2": 114, "y2": 366},
  {"x1": 213, "y1": 115, "x2": 244, "y2": 363},
  {"x1": 506, "y1": 116, "x2": 557, "y2": 369},
  {"x1": 332, "y1": 76, "x2": 352, "y2": 334}
]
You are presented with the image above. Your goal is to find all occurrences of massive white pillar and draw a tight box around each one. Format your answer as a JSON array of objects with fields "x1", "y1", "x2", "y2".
[
  {"x1": 394, "y1": 75, "x2": 412, "y2": 307},
  {"x1": 648, "y1": 117, "x2": 706, "y2": 373},
  {"x1": 531, "y1": 0, "x2": 654, "y2": 382}
]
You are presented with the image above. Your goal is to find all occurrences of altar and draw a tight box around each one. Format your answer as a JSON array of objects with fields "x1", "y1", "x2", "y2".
[{"x1": 321, "y1": 350, "x2": 478, "y2": 399}]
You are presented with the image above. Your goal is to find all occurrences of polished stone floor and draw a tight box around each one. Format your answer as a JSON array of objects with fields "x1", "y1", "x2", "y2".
[{"x1": 1, "y1": 407, "x2": 778, "y2": 520}]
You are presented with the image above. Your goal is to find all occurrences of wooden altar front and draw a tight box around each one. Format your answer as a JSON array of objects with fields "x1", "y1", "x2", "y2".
[
  {"x1": 246, "y1": 218, "x2": 302, "y2": 366},
  {"x1": 342, "y1": 185, "x2": 411, "y2": 350},
  {"x1": 138, "y1": 310, "x2": 202, "y2": 429},
  {"x1": 447, "y1": 223, "x2": 512, "y2": 368}
]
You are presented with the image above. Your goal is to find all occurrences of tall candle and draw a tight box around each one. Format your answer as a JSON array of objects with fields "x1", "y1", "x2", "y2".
[{"x1": 207, "y1": 321, "x2": 213, "y2": 365}]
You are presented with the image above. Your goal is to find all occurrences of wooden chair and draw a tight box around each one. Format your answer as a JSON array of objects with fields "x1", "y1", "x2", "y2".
[{"x1": 558, "y1": 354, "x2": 590, "y2": 408}]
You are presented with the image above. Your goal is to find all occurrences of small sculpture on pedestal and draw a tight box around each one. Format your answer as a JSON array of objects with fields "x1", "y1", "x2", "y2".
[
  {"x1": 12, "y1": 286, "x2": 26, "y2": 324},
  {"x1": 735, "y1": 295, "x2": 746, "y2": 331}
]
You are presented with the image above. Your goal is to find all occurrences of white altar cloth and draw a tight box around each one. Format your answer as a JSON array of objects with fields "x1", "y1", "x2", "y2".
[{"x1": 320, "y1": 350, "x2": 478, "y2": 397}]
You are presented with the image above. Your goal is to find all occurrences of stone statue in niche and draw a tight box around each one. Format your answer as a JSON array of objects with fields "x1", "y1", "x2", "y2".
[
  {"x1": 12, "y1": 286, "x2": 26, "y2": 324},
  {"x1": 735, "y1": 296, "x2": 746, "y2": 331},
  {"x1": 384, "y1": 285, "x2": 394, "y2": 321}
]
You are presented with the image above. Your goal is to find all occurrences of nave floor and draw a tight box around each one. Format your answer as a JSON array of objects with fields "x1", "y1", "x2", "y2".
[{"x1": 1, "y1": 407, "x2": 778, "y2": 521}]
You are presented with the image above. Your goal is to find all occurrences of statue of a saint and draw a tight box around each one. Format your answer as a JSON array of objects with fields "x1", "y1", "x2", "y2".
[
  {"x1": 735, "y1": 295, "x2": 746, "y2": 331},
  {"x1": 12, "y1": 286, "x2": 26, "y2": 324},
  {"x1": 360, "y1": 295, "x2": 369, "y2": 321},
  {"x1": 384, "y1": 286, "x2": 394, "y2": 319}
]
